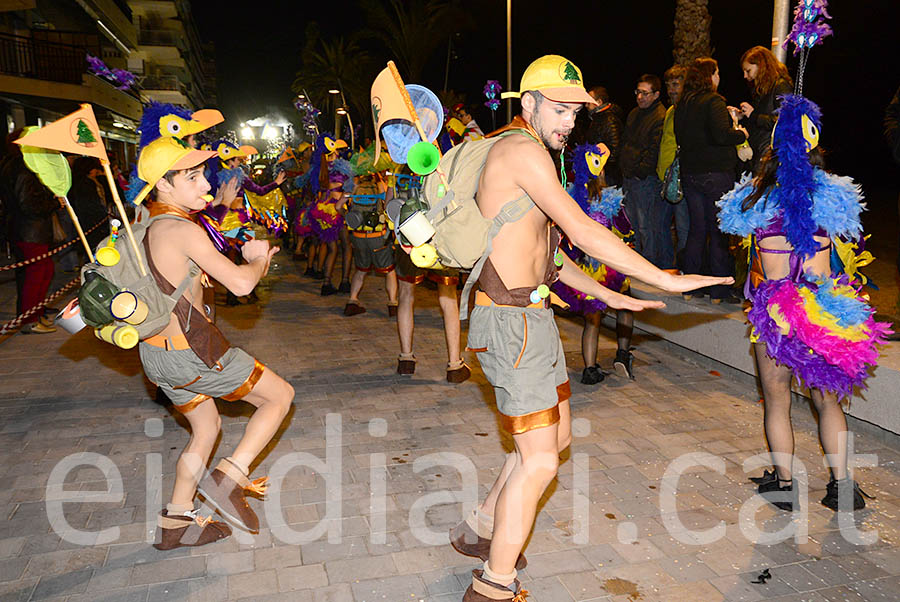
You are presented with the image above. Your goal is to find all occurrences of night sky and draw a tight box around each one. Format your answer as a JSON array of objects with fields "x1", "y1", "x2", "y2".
[{"x1": 193, "y1": 0, "x2": 900, "y2": 190}]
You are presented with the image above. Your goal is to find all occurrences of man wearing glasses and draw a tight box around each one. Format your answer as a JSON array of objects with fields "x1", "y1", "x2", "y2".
[{"x1": 621, "y1": 74, "x2": 666, "y2": 267}]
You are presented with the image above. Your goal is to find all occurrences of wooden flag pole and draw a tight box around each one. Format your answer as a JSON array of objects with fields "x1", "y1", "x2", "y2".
[
  {"x1": 101, "y1": 160, "x2": 146, "y2": 277},
  {"x1": 60, "y1": 197, "x2": 95, "y2": 263}
]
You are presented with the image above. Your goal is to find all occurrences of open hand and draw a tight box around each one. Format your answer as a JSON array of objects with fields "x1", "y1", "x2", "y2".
[
  {"x1": 661, "y1": 273, "x2": 734, "y2": 293},
  {"x1": 274, "y1": 171, "x2": 286, "y2": 186},
  {"x1": 601, "y1": 289, "x2": 665, "y2": 312}
]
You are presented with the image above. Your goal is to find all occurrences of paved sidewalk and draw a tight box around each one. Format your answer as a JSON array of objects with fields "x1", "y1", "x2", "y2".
[{"x1": 0, "y1": 258, "x2": 898, "y2": 602}]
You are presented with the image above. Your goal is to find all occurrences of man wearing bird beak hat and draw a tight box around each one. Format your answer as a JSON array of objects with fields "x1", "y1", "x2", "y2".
[{"x1": 451, "y1": 55, "x2": 734, "y2": 601}]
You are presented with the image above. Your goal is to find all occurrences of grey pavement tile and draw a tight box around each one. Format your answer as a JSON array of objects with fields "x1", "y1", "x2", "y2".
[
  {"x1": 846, "y1": 575, "x2": 900, "y2": 601},
  {"x1": 227, "y1": 569, "x2": 278, "y2": 600},
  {"x1": 129, "y1": 555, "x2": 206, "y2": 585},
  {"x1": 799, "y1": 557, "x2": 855, "y2": 587},
  {"x1": 275, "y1": 563, "x2": 328, "y2": 592},
  {"x1": 67, "y1": 584, "x2": 150, "y2": 602},
  {"x1": 30, "y1": 567, "x2": 93, "y2": 600},
  {"x1": 351, "y1": 573, "x2": 427, "y2": 601},
  {"x1": 831, "y1": 553, "x2": 891, "y2": 582}
]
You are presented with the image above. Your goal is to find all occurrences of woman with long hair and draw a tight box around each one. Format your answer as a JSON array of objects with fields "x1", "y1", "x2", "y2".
[
  {"x1": 718, "y1": 95, "x2": 889, "y2": 512},
  {"x1": 674, "y1": 57, "x2": 748, "y2": 303},
  {"x1": 739, "y1": 46, "x2": 793, "y2": 172}
]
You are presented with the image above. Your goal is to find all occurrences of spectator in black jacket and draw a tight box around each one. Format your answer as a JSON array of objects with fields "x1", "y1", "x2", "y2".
[
  {"x1": 585, "y1": 86, "x2": 624, "y2": 186},
  {"x1": 739, "y1": 46, "x2": 793, "y2": 173},
  {"x1": 0, "y1": 130, "x2": 62, "y2": 333},
  {"x1": 621, "y1": 74, "x2": 666, "y2": 267},
  {"x1": 674, "y1": 58, "x2": 748, "y2": 303}
]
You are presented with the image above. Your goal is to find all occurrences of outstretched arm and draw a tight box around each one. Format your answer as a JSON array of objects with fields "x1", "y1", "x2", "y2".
[
  {"x1": 557, "y1": 254, "x2": 664, "y2": 311},
  {"x1": 510, "y1": 138, "x2": 733, "y2": 293}
]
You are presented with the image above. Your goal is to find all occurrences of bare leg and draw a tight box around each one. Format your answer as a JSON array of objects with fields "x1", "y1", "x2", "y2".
[
  {"x1": 305, "y1": 239, "x2": 317, "y2": 271},
  {"x1": 810, "y1": 388, "x2": 850, "y2": 480},
  {"x1": 479, "y1": 400, "x2": 571, "y2": 518},
  {"x1": 385, "y1": 270, "x2": 398, "y2": 305},
  {"x1": 397, "y1": 280, "x2": 415, "y2": 354},
  {"x1": 315, "y1": 242, "x2": 326, "y2": 272},
  {"x1": 171, "y1": 398, "x2": 221, "y2": 506},
  {"x1": 581, "y1": 312, "x2": 601, "y2": 368},
  {"x1": 227, "y1": 369, "x2": 295, "y2": 472},
  {"x1": 436, "y1": 282, "x2": 460, "y2": 364},
  {"x1": 754, "y1": 342, "x2": 795, "y2": 480},
  {"x1": 488, "y1": 423, "x2": 561, "y2": 575},
  {"x1": 340, "y1": 228, "x2": 353, "y2": 284},
  {"x1": 349, "y1": 269, "x2": 367, "y2": 302},
  {"x1": 323, "y1": 241, "x2": 338, "y2": 286},
  {"x1": 616, "y1": 309, "x2": 633, "y2": 352}
]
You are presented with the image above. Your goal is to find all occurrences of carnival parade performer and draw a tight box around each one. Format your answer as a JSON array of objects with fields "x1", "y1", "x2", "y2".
[
  {"x1": 552, "y1": 143, "x2": 638, "y2": 384},
  {"x1": 449, "y1": 55, "x2": 732, "y2": 601},
  {"x1": 129, "y1": 137, "x2": 294, "y2": 549},
  {"x1": 718, "y1": 95, "x2": 890, "y2": 512},
  {"x1": 341, "y1": 168, "x2": 399, "y2": 316},
  {"x1": 306, "y1": 134, "x2": 352, "y2": 296}
]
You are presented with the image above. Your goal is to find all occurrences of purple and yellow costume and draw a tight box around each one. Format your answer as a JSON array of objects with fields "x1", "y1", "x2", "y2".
[
  {"x1": 552, "y1": 143, "x2": 634, "y2": 314},
  {"x1": 717, "y1": 95, "x2": 890, "y2": 398}
]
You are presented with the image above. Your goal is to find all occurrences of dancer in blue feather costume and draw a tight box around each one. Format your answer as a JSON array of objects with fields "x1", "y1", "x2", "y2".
[{"x1": 552, "y1": 143, "x2": 639, "y2": 383}]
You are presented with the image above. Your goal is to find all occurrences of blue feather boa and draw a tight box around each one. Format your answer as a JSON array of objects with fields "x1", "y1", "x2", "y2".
[{"x1": 718, "y1": 169, "x2": 863, "y2": 240}]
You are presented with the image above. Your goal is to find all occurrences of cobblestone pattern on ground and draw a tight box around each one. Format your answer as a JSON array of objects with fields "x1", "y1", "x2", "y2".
[{"x1": 0, "y1": 259, "x2": 898, "y2": 601}]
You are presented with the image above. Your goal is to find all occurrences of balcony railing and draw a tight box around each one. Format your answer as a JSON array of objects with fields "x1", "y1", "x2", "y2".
[
  {"x1": 138, "y1": 29, "x2": 185, "y2": 49},
  {"x1": 0, "y1": 33, "x2": 88, "y2": 84},
  {"x1": 141, "y1": 74, "x2": 187, "y2": 95}
]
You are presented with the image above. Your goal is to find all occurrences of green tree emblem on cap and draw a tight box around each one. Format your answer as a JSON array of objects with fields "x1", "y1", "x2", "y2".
[
  {"x1": 562, "y1": 61, "x2": 580, "y2": 84},
  {"x1": 75, "y1": 119, "x2": 96, "y2": 145}
]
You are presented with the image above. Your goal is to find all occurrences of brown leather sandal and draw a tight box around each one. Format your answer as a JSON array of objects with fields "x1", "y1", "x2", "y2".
[{"x1": 153, "y1": 510, "x2": 231, "y2": 550}]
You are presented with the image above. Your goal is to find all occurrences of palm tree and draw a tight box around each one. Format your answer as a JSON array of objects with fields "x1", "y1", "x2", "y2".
[
  {"x1": 292, "y1": 27, "x2": 378, "y2": 137},
  {"x1": 357, "y1": 0, "x2": 469, "y2": 83},
  {"x1": 673, "y1": 0, "x2": 713, "y2": 65}
]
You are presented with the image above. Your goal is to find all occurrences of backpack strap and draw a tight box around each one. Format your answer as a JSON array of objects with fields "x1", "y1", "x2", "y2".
[
  {"x1": 459, "y1": 194, "x2": 535, "y2": 319},
  {"x1": 144, "y1": 213, "x2": 203, "y2": 316}
]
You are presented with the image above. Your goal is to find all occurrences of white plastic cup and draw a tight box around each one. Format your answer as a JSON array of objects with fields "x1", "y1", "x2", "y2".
[
  {"x1": 55, "y1": 299, "x2": 87, "y2": 334},
  {"x1": 398, "y1": 211, "x2": 435, "y2": 247}
]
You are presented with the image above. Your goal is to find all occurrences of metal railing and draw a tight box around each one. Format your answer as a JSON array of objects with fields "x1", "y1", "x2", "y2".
[{"x1": 0, "y1": 33, "x2": 86, "y2": 84}]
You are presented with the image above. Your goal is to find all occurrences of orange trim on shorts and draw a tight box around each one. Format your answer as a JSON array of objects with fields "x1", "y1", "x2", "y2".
[
  {"x1": 557, "y1": 380, "x2": 571, "y2": 402},
  {"x1": 221, "y1": 360, "x2": 266, "y2": 401},
  {"x1": 175, "y1": 394, "x2": 212, "y2": 414},
  {"x1": 501, "y1": 402, "x2": 561, "y2": 435},
  {"x1": 427, "y1": 273, "x2": 459, "y2": 286},
  {"x1": 399, "y1": 274, "x2": 426, "y2": 285},
  {"x1": 513, "y1": 313, "x2": 528, "y2": 369},
  {"x1": 374, "y1": 265, "x2": 395, "y2": 274}
]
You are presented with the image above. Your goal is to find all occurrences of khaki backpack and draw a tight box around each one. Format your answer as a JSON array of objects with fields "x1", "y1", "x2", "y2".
[
  {"x1": 420, "y1": 129, "x2": 538, "y2": 317},
  {"x1": 79, "y1": 214, "x2": 198, "y2": 340}
]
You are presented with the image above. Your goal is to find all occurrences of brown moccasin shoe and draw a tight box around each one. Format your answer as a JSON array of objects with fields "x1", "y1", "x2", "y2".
[
  {"x1": 397, "y1": 354, "x2": 416, "y2": 375},
  {"x1": 197, "y1": 458, "x2": 267, "y2": 533},
  {"x1": 343, "y1": 302, "x2": 366, "y2": 316},
  {"x1": 449, "y1": 520, "x2": 527, "y2": 570},
  {"x1": 446, "y1": 361, "x2": 471, "y2": 384},
  {"x1": 153, "y1": 510, "x2": 231, "y2": 550},
  {"x1": 462, "y1": 569, "x2": 528, "y2": 601}
]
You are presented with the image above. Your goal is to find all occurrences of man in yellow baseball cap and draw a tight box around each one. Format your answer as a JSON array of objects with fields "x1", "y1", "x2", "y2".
[
  {"x1": 452, "y1": 55, "x2": 735, "y2": 601},
  {"x1": 133, "y1": 135, "x2": 296, "y2": 550}
]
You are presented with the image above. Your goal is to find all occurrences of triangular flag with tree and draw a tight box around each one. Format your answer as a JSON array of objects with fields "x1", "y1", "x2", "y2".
[
  {"x1": 370, "y1": 62, "x2": 418, "y2": 162},
  {"x1": 14, "y1": 104, "x2": 108, "y2": 161}
]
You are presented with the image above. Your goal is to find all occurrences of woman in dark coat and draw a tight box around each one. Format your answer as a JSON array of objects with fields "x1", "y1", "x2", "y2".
[
  {"x1": 674, "y1": 58, "x2": 749, "y2": 302},
  {"x1": 739, "y1": 46, "x2": 793, "y2": 173}
]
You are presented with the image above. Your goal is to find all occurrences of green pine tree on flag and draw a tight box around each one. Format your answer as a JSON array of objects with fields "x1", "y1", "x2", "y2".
[
  {"x1": 563, "y1": 62, "x2": 580, "y2": 83},
  {"x1": 76, "y1": 119, "x2": 96, "y2": 145}
]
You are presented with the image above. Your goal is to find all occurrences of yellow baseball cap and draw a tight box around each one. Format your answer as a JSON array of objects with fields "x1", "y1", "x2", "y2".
[
  {"x1": 132, "y1": 136, "x2": 216, "y2": 204},
  {"x1": 501, "y1": 55, "x2": 597, "y2": 106}
]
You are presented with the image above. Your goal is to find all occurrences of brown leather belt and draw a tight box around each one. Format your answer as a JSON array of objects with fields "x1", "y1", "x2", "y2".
[{"x1": 475, "y1": 290, "x2": 546, "y2": 309}]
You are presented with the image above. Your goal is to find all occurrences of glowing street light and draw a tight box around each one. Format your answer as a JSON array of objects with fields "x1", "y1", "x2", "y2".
[
  {"x1": 241, "y1": 126, "x2": 255, "y2": 140},
  {"x1": 328, "y1": 89, "x2": 340, "y2": 95},
  {"x1": 336, "y1": 107, "x2": 347, "y2": 115}
]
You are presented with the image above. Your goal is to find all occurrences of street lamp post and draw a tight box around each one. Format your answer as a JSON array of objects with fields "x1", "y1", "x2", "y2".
[
  {"x1": 506, "y1": 0, "x2": 512, "y2": 123},
  {"x1": 329, "y1": 88, "x2": 341, "y2": 136}
]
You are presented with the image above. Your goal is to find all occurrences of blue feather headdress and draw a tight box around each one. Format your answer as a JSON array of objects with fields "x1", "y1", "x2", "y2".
[
  {"x1": 568, "y1": 143, "x2": 603, "y2": 213},
  {"x1": 771, "y1": 94, "x2": 822, "y2": 259},
  {"x1": 138, "y1": 102, "x2": 192, "y2": 149}
]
